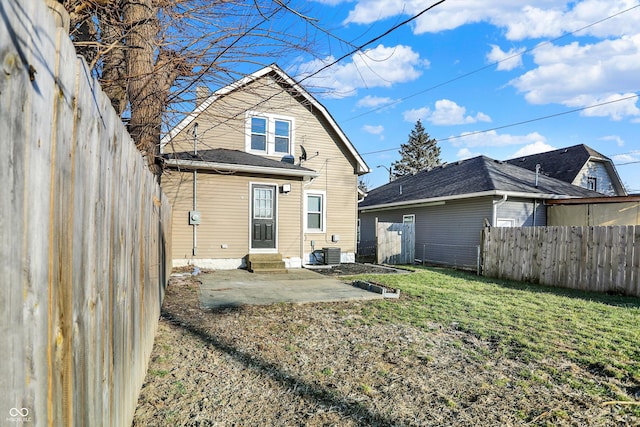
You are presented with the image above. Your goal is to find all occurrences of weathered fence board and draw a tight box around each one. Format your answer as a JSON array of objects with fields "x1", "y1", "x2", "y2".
[
  {"x1": 376, "y1": 221, "x2": 415, "y2": 265},
  {"x1": 0, "y1": 1, "x2": 172, "y2": 425},
  {"x1": 482, "y1": 226, "x2": 640, "y2": 297}
]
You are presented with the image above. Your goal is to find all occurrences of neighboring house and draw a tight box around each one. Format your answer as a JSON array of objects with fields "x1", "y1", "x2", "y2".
[
  {"x1": 161, "y1": 64, "x2": 369, "y2": 270},
  {"x1": 358, "y1": 156, "x2": 600, "y2": 269},
  {"x1": 546, "y1": 195, "x2": 640, "y2": 226},
  {"x1": 505, "y1": 144, "x2": 627, "y2": 196}
]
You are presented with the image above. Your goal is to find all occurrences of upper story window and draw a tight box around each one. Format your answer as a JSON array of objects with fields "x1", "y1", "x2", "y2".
[
  {"x1": 274, "y1": 120, "x2": 290, "y2": 153},
  {"x1": 246, "y1": 112, "x2": 294, "y2": 156},
  {"x1": 250, "y1": 117, "x2": 267, "y2": 151},
  {"x1": 587, "y1": 176, "x2": 597, "y2": 191}
]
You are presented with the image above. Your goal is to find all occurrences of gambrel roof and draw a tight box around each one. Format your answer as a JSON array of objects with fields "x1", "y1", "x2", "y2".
[
  {"x1": 505, "y1": 144, "x2": 626, "y2": 195},
  {"x1": 161, "y1": 64, "x2": 369, "y2": 174},
  {"x1": 359, "y1": 156, "x2": 601, "y2": 211}
]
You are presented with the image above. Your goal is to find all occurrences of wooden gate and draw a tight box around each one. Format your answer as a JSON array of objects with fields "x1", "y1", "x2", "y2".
[{"x1": 377, "y1": 222, "x2": 415, "y2": 264}]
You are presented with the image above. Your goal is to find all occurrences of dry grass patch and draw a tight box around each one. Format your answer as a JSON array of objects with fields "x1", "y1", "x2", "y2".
[{"x1": 133, "y1": 268, "x2": 639, "y2": 426}]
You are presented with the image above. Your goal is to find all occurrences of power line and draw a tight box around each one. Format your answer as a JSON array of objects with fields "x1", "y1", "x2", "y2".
[
  {"x1": 360, "y1": 93, "x2": 640, "y2": 156},
  {"x1": 295, "y1": 0, "x2": 447, "y2": 86},
  {"x1": 345, "y1": 3, "x2": 640, "y2": 122},
  {"x1": 176, "y1": 0, "x2": 448, "y2": 151},
  {"x1": 166, "y1": 0, "x2": 640, "y2": 169},
  {"x1": 439, "y1": 94, "x2": 640, "y2": 142}
]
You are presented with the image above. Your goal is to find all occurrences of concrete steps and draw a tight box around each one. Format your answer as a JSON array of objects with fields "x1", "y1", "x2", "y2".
[{"x1": 246, "y1": 253, "x2": 287, "y2": 274}]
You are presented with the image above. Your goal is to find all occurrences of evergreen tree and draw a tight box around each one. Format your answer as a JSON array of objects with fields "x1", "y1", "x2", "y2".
[{"x1": 391, "y1": 120, "x2": 441, "y2": 178}]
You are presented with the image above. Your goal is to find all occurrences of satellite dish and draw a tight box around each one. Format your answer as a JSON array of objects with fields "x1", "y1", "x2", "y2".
[{"x1": 300, "y1": 145, "x2": 308, "y2": 162}]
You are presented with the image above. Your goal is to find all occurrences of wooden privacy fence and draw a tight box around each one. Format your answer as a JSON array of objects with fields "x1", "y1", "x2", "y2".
[
  {"x1": 0, "y1": 1, "x2": 172, "y2": 426},
  {"x1": 377, "y1": 221, "x2": 415, "y2": 264},
  {"x1": 482, "y1": 226, "x2": 640, "y2": 297}
]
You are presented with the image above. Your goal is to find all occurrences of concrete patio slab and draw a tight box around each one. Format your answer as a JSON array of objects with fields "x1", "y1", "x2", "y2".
[{"x1": 195, "y1": 268, "x2": 383, "y2": 308}]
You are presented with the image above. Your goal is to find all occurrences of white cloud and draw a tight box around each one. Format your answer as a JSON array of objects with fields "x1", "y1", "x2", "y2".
[
  {"x1": 599, "y1": 135, "x2": 625, "y2": 147},
  {"x1": 572, "y1": 93, "x2": 640, "y2": 121},
  {"x1": 510, "y1": 34, "x2": 640, "y2": 120},
  {"x1": 403, "y1": 107, "x2": 430, "y2": 123},
  {"x1": 403, "y1": 99, "x2": 491, "y2": 125},
  {"x1": 362, "y1": 124, "x2": 384, "y2": 135},
  {"x1": 510, "y1": 141, "x2": 557, "y2": 158},
  {"x1": 456, "y1": 148, "x2": 481, "y2": 159},
  {"x1": 343, "y1": 0, "x2": 408, "y2": 26},
  {"x1": 430, "y1": 99, "x2": 492, "y2": 125},
  {"x1": 357, "y1": 95, "x2": 397, "y2": 109},
  {"x1": 486, "y1": 45, "x2": 525, "y2": 71},
  {"x1": 450, "y1": 130, "x2": 547, "y2": 148},
  {"x1": 612, "y1": 153, "x2": 639, "y2": 163},
  {"x1": 294, "y1": 44, "x2": 426, "y2": 98},
  {"x1": 344, "y1": 1, "x2": 638, "y2": 40}
]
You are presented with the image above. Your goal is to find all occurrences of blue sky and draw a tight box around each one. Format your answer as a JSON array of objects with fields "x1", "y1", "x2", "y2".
[{"x1": 280, "y1": 1, "x2": 640, "y2": 192}]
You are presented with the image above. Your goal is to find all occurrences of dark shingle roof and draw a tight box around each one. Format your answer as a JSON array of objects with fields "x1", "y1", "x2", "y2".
[
  {"x1": 164, "y1": 148, "x2": 314, "y2": 172},
  {"x1": 359, "y1": 155, "x2": 601, "y2": 208},
  {"x1": 504, "y1": 144, "x2": 610, "y2": 183}
]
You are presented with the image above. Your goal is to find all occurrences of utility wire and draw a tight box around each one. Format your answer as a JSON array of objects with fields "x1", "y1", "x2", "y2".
[
  {"x1": 178, "y1": 0, "x2": 448, "y2": 149},
  {"x1": 360, "y1": 94, "x2": 640, "y2": 156},
  {"x1": 345, "y1": 3, "x2": 640, "y2": 122},
  {"x1": 296, "y1": 0, "x2": 447, "y2": 86},
  {"x1": 616, "y1": 160, "x2": 640, "y2": 165}
]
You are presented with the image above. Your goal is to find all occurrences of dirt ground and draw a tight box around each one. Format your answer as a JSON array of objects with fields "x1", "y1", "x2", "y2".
[{"x1": 132, "y1": 267, "x2": 637, "y2": 426}]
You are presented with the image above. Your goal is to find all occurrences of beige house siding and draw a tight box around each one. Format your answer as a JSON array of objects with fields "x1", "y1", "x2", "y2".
[
  {"x1": 163, "y1": 169, "x2": 306, "y2": 267},
  {"x1": 298, "y1": 119, "x2": 359, "y2": 262},
  {"x1": 303, "y1": 175, "x2": 359, "y2": 263},
  {"x1": 165, "y1": 76, "x2": 355, "y2": 165},
  {"x1": 548, "y1": 201, "x2": 640, "y2": 226},
  {"x1": 162, "y1": 68, "x2": 366, "y2": 268}
]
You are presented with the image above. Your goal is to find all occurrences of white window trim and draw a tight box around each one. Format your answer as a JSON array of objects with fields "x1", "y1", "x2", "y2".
[
  {"x1": 304, "y1": 190, "x2": 326, "y2": 233},
  {"x1": 496, "y1": 218, "x2": 515, "y2": 227},
  {"x1": 245, "y1": 111, "x2": 295, "y2": 157},
  {"x1": 403, "y1": 214, "x2": 415, "y2": 224}
]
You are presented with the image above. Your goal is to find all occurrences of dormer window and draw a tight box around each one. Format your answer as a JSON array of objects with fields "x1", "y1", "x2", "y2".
[
  {"x1": 246, "y1": 112, "x2": 294, "y2": 156},
  {"x1": 587, "y1": 176, "x2": 597, "y2": 191}
]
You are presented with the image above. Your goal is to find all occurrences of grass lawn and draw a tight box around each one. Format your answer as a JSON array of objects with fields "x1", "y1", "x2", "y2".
[
  {"x1": 134, "y1": 266, "x2": 640, "y2": 425},
  {"x1": 346, "y1": 266, "x2": 640, "y2": 412}
]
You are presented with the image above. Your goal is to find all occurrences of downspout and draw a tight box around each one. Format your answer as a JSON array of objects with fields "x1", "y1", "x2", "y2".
[
  {"x1": 300, "y1": 179, "x2": 305, "y2": 265},
  {"x1": 192, "y1": 123, "x2": 198, "y2": 256},
  {"x1": 532, "y1": 199, "x2": 537, "y2": 226},
  {"x1": 193, "y1": 170, "x2": 197, "y2": 256},
  {"x1": 492, "y1": 194, "x2": 508, "y2": 226},
  {"x1": 532, "y1": 164, "x2": 540, "y2": 226}
]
